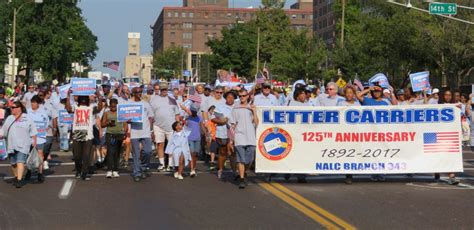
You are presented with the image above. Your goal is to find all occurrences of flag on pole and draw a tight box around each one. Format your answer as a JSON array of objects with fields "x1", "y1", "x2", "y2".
[{"x1": 103, "y1": 61, "x2": 120, "y2": 71}]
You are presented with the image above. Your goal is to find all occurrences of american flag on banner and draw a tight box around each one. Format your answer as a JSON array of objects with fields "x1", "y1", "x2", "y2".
[
  {"x1": 354, "y1": 76, "x2": 364, "y2": 91},
  {"x1": 103, "y1": 61, "x2": 120, "y2": 71},
  {"x1": 423, "y1": 132, "x2": 460, "y2": 153}
]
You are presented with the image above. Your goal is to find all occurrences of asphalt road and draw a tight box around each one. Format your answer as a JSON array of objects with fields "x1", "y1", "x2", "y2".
[{"x1": 0, "y1": 149, "x2": 473, "y2": 230}]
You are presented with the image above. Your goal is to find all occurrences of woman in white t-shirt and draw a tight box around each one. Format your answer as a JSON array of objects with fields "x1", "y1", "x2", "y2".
[{"x1": 27, "y1": 95, "x2": 49, "y2": 183}]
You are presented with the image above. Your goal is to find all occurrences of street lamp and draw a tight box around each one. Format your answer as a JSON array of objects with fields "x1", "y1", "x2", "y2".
[{"x1": 9, "y1": 0, "x2": 43, "y2": 86}]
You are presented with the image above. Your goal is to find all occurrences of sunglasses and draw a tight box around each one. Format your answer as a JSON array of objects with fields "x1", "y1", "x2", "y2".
[
  {"x1": 239, "y1": 94, "x2": 248, "y2": 98},
  {"x1": 11, "y1": 106, "x2": 20, "y2": 109},
  {"x1": 328, "y1": 88, "x2": 335, "y2": 91},
  {"x1": 263, "y1": 86, "x2": 271, "y2": 89},
  {"x1": 215, "y1": 91, "x2": 223, "y2": 94}
]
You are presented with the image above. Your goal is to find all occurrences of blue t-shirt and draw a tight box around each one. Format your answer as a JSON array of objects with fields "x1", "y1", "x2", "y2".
[
  {"x1": 186, "y1": 115, "x2": 201, "y2": 141},
  {"x1": 362, "y1": 97, "x2": 391, "y2": 106}
]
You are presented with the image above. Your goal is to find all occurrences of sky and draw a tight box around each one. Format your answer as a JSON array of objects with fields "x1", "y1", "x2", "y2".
[{"x1": 78, "y1": 0, "x2": 297, "y2": 77}]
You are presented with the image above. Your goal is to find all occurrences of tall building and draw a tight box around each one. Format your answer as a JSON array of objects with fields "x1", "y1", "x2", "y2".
[
  {"x1": 124, "y1": 33, "x2": 153, "y2": 83},
  {"x1": 152, "y1": 1, "x2": 313, "y2": 77},
  {"x1": 313, "y1": 0, "x2": 336, "y2": 46},
  {"x1": 183, "y1": 0, "x2": 228, "y2": 8}
]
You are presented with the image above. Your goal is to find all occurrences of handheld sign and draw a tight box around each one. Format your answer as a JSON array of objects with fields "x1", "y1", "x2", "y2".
[
  {"x1": 410, "y1": 71, "x2": 431, "y2": 92},
  {"x1": 71, "y1": 78, "x2": 96, "y2": 96},
  {"x1": 59, "y1": 84, "x2": 71, "y2": 99},
  {"x1": 117, "y1": 104, "x2": 143, "y2": 122},
  {"x1": 369, "y1": 73, "x2": 390, "y2": 88},
  {"x1": 58, "y1": 110, "x2": 74, "y2": 125},
  {"x1": 0, "y1": 139, "x2": 6, "y2": 160},
  {"x1": 73, "y1": 107, "x2": 93, "y2": 131}
]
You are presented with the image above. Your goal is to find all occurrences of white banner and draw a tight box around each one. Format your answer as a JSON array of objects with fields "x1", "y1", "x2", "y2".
[{"x1": 256, "y1": 105, "x2": 463, "y2": 174}]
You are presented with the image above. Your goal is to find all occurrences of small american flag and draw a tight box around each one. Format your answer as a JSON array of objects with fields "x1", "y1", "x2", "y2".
[
  {"x1": 354, "y1": 77, "x2": 364, "y2": 91},
  {"x1": 188, "y1": 93, "x2": 202, "y2": 104},
  {"x1": 103, "y1": 61, "x2": 120, "y2": 71},
  {"x1": 423, "y1": 132, "x2": 460, "y2": 153}
]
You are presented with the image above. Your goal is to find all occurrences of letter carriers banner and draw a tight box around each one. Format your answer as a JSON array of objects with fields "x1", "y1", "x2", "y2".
[{"x1": 255, "y1": 105, "x2": 463, "y2": 174}]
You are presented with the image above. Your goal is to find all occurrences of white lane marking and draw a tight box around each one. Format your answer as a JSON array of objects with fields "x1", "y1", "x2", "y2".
[
  {"x1": 406, "y1": 183, "x2": 474, "y2": 190},
  {"x1": 58, "y1": 179, "x2": 75, "y2": 199}
]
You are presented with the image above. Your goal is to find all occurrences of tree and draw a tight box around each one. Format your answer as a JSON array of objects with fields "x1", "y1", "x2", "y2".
[
  {"x1": 2, "y1": 0, "x2": 98, "y2": 82},
  {"x1": 207, "y1": 22, "x2": 258, "y2": 77},
  {"x1": 271, "y1": 30, "x2": 327, "y2": 81},
  {"x1": 153, "y1": 46, "x2": 185, "y2": 79},
  {"x1": 261, "y1": 0, "x2": 286, "y2": 9}
]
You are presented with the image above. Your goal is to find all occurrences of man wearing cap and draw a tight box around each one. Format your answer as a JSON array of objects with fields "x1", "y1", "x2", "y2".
[
  {"x1": 313, "y1": 82, "x2": 344, "y2": 106},
  {"x1": 22, "y1": 84, "x2": 37, "y2": 109},
  {"x1": 428, "y1": 88, "x2": 440, "y2": 104},
  {"x1": 254, "y1": 83, "x2": 279, "y2": 106},
  {"x1": 129, "y1": 87, "x2": 155, "y2": 182},
  {"x1": 356, "y1": 85, "x2": 391, "y2": 106},
  {"x1": 396, "y1": 89, "x2": 410, "y2": 105},
  {"x1": 150, "y1": 82, "x2": 180, "y2": 171}
]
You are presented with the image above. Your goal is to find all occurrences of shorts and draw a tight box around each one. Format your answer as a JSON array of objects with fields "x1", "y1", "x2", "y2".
[
  {"x1": 235, "y1": 145, "x2": 256, "y2": 164},
  {"x1": 188, "y1": 140, "x2": 201, "y2": 153},
  {"x1": 209, "y1": 141, "x2": 218, "y2": 153},
  {"x1": 93, "y1": 126, "x2": 100, "y2": 145},
  {"x1": 100, "y1": 135, "x2": 106, "y2": 146},
  {"x1": 153, "y1": 125, "x2": 173, "y2": 143},
  {"x1": 9, "y1": 151, "x2": 28, "y2": 165}
]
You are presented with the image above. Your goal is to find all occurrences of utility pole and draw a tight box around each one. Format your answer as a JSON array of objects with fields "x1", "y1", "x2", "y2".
[
  {"x1": 341, "y1": 0, "x2": 346, "y2": 48},
  {"x1": 255, "y1": 27, "x2": 260, "y2": 82}
]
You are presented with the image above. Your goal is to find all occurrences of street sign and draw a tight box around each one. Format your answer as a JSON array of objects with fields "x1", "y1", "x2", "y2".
[
  {"x1": 429, "y1": 3, "x2": 457, "y2": 15},
  {"x1": 183, "y1": 70, "x2": 191, "y2": 77}
]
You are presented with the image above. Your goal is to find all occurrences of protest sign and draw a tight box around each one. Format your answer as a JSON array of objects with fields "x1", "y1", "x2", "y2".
[
  {"x1": 410, "y1": 71, "x2": 431, "y2": 92},
  {"x1": 118, "y1": 104, "x2": 143, "y2": 122},
  {"x1": 369, "y1": 73, "x2": 390, "y2": 88},
  {"x1": 256, "y1": 105, "x2": 463, "y2": 174},
  {"x1": 72, "y1": 107, "x2": 93, "y2": 131},
  {"x1": 58, "y1": 110, "x2": 74, "y2": 125},
  {"x1": 71, "y1": 78, "x2": 96, "y2": 96},
  {"x1": 0, "y1": 139, "x2": 6, "y2": 160},
  {"x1": 59, "y1": 84, "x2": 71, "y2": 99}
]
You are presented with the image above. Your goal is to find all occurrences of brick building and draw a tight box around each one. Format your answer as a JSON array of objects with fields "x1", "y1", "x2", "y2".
[
  {"x1": 313, "y1": 0, "x2": 336, "y2": 46},
  {"x1": 151, "y1": 0, "x2": 313, "y2": 77}
]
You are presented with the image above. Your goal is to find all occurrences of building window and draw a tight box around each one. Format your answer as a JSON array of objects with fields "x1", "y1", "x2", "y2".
[
  {"x1": 167, "y1": 12, "x2": 172, "y2": 17},
  {"x1": 301, "y1": 14, "x2": 305, "y2": 19},
  {"x1": 171, "y1": 42, "x2": 175, "y2": 46},
  {"x1": 310, "y1": 15, "x2": 313, "y2": 20},
  {"x1": 170, "y1": 32, "x2": 175, "y2": 38},
  {"x1": 183, "y1": 22, "x2": 193, "y2": 29},
  {"x1": 189, "y1": 12, "x2": 194, "y2": 18},
  {"x1": 183, "y1": 43, "x2": 192, "y2": 49},
  {"x1": 182, "y1": 12, "x2": 187, "y2": 18},
  {"x1": 204, "y1": 24, "x2": 209, "y2": 28},
  {"x1": 171, "y1": 24, "x2": 176, "y2": 29},
  {"x1": 183, "y1": 32, "x2": 193, "y2": 39},
  {"x1": 227, "y1": 13, "x2": 232, "y2": 17},
  {"x1": 175, "y1": 12, "x2": 179, "y2": 17},
  {"x1": 204, "y1": 12, "x2": 209, "y2": 18}
]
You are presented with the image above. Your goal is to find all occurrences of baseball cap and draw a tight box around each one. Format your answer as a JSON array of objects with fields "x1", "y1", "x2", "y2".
[
  {"x1": 396, "y1": 89, "x2": 405, "y2": 95},
  {"x1": 432, "y1": 88, "x2": 439, "y2": 94},
  {"x1": 383, "y1": 89, "x2": 390, "y2": 94},
  {"x1": 190, "y1": 103, "x2": 200, "y2": 112}
]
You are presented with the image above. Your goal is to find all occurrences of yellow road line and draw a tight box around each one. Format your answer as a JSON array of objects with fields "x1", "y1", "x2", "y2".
[
  {"x1": 259, "y1": 183, "x2": 341, "y2": 230},
  {"x1": 271, "y1": 183, "x2": 357, "y2": 230}
]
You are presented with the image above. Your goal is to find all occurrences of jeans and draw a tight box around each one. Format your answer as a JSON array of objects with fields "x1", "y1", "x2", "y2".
[
  {"x1": 72, "y1": 140, "x2": 93, "y2": 174},
  {"x1": 131, "y1": 138, "x2": 152, "y2": 177},
  {"x1": 59, "y1": 125, "x2": 70, "y2": 151},
  {"x1": 106, "y1": 133, "x2": 124, "y2": 171}
]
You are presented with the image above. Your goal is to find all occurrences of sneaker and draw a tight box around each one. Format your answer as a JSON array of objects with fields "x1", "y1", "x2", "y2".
[
  {"x1": 75, "y1": 172, "x2": 81, "y2": 179},
  {"x1": 37, "y1": 173, "x2": 45, "y2": 183},
  {"x1": 448, "y1": 177, "x2": 460, "y2": 185},
  {"x1": 239, "y1": 181, "x2": 246, "y2": 189},
  {"x1": 112, "y1": 171, "x2": 120, "y2": 178},
  {"x1": 81, "y1": 173, "x2": 90, "y2": 181},
  {"x1": 140, "y1": 173, "x2": 147, "y2": 179},
  {"x1": 134, "y1": 176, "x2": 141, "y2": 182},
  {"x1": 43, "y1": 161, "x2": 49, "y2": 170},
  {"x1": 177, "y1": 174, "x2": 184, "y2": 180},
  {"x1": 371, "y1": 175, "x2": 379, "y2": 182},
  {"x1": 165, "y1": 166, "x2": 171, "y2": 172},
  {"x1": 190, "y1": 170, "x2": 196, "y2": 178},
  {"x1": 24, "y1": 170, "x2": 32, "y2": 181},
  {"x1": 174, "y1": 172, "x2": 179, "y2": 178},
  {"x1": 14, "y1": 179, "x2": 23, "y2": 188},
  {"x1": 233, "y1": 174, "x2": 240, "y2": 181},
  {"x1": 144, "y1": 169, "x2": 152, "y2": 178},
  {"x1": 378, "y1": 175, "x2": 386, "y2": 182},
  {"x1": 157, "y1": 165, "x2": 165, "y2": 171},
  {"x1": 209, "y1": 162, "x2": 216, "y2": 170},
  {"x1": 106, "y1": 171, "x2": 113, "y2": 178},
  {"x1": 345, "y1": 175, "x2": 353, "y2": 185},
  {"x1": 217, "y1": 171, "x2": 223, "y2": 180}
]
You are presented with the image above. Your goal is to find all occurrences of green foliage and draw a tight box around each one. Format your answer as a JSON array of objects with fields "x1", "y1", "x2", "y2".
[
  {"x1": 1, "y1": 0, "x2": 97, "y2": 82},
  {"x1": 261, "y1": 0, "x2": 286, "y2": 9},
  {"x1": 153, "y1": 46, "x2": 185, "y2": 79},
  {"x1": 331, "y1": 0, "x2": 473, "y2": 88}
]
